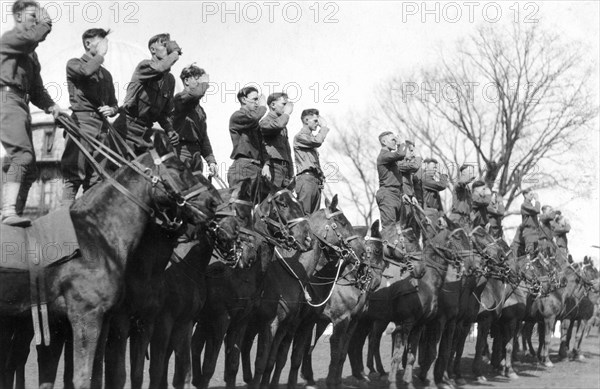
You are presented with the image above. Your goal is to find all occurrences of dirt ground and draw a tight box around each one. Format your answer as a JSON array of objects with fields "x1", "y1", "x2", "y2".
[{"x1": 24, "y1": 325, "x2": 600, "y2": 388}]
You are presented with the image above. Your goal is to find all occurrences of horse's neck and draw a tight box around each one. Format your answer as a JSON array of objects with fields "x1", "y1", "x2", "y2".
[
  {"x1": 298, "y1": 241, "x2": 323, "y2": 276},
  {"x1": 71, "y1": 166, "x2": 152, "y2": 268}
]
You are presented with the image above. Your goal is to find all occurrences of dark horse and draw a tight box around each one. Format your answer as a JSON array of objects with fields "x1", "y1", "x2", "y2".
[
  {"x1": 191, "y1": 179, "x2": 313, "y2": 389},
  {"x1": 0, "y1": 133, "x2": 219, "y2": 389},
  {"x1": 280, "y1": 220, "x2": 386, "y2": 389},
  {"x1": 148, "y1": 179, "x2": 256, "y2": 389}
]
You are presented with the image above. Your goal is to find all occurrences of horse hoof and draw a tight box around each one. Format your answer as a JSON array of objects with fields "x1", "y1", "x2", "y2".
[
  {"x1": 455, "y1": 377, "x2": 467, "y2": 386},
  {"x1": 305, "y1": 386, "x2": 318, "y2": 389},
  {"x1": 543, "y1": 360, "x2": 554, "y2": 368},
  {"x1": 475, "y1": 376, "x2": 487, "y2": 382},
  {"x1": 39, "y1": 384, "x2": 54, "y2": 389},
  {"x1": 507, "y1": 372, "x2": 519, "y2": 380},
  {"x1": 577, "y1": 354, "x2": 586, "y2": 361}
]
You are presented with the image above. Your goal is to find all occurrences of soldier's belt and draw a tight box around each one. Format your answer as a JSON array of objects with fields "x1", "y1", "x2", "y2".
[{"x1": 1, "y1": 85, "x2": 29, "y2": 104}]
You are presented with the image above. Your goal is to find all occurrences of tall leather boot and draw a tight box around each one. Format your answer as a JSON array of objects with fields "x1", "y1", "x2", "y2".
[
  {"x1": 15, "y1": 178, "x2": 33, "y2": 216},
  {"x1": 1, "y1": 182, "x2": 32, "y2": 227}
]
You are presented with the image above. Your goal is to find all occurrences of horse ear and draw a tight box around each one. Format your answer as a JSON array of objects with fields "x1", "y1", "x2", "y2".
[
  {"x1": 371, "y1": 220, "x2": 381, "y2": 238},
  {"x1": 328, "y1": 194, "x2": 339, "y2": 212},
  {"x1": 153, "y1": 130, "x2": 173, "y2": 155},
  {"x1": 286, "y1": 177, "x2": 296, "y2": 191}
]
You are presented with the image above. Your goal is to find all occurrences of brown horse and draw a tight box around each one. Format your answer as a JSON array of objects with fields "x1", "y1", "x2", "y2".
[
  {"x1": 270, "y1": 220, "x2": 385, "y2": 389},
  {"x1": 239, "y1": 195, "x2": 367, "y2": 389},
  {"x1": 191, "y1": 181, "x2": 312, "y2": 389},
  {"x1": 148, "y1": 179, "x2": 256, "y2": 389},
  {"x1": 558, "y1": 259, "x2": 600, "y2": 360},
  {"x1": 0, "y1": 133, "x2": 219, "y2": 389}
]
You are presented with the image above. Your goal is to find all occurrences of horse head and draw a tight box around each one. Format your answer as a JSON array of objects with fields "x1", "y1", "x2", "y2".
[
  {"x1": 470, "y1": 226, "x2": 505, "y2": 265},
  {"x1": 363, "y1": 220, "x2": 386, "y2": 291},
  {"x1": 308, "y1": 195, "x2": 366, "y2": 268},
  {"x1": 254, "y1": 179, "x2": 312, "y2": 252},
  {"x1": 380, "y1": 222, "x2": 421, "y2": 262},
  {"x1": 148, "y1": 131, "x2": 222, "y2": 229}
]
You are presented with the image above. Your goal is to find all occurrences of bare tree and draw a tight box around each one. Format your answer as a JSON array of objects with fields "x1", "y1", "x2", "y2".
[
  {"x1": 378, "y1": 23, "x2": 598, "y2": 210},
  {"x1": 323, "y1": 115, "x2": 379, "y2": 227}
]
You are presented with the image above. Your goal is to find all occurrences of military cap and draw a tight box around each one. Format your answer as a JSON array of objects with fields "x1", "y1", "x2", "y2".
[
  {"x1": 472, "y1": 180, "x2": 486, "y2": 188},
  {"x1": 522, "y1": 187, "x2": 533, "y2": 195},
  {"x1": 424, "y1": 157, "x2": 438, "y2": 164},
  {"x1": 405, "y1": 140, "x2": 415, "y2": 147}
]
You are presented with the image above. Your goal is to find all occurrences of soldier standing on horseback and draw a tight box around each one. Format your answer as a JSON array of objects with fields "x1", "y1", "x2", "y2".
[
  {"x1": 1, "y1": 0, "x2": 66, "y2": 226},
  {"x1": 112, "y1": 33, "x2": 181, "y2": 156},
  {"x1": 60, "y1": 28, "x2": 119, "y2": 205},
  {"x1": 375, "y1": 131, "x2": 406, "y2": 229},
  {"x1": 539, "y1": 205, "x2": 556, "y2": 256},
  {"x1": 520, "y1": 188, "x2": 541, "y2": 259},
  {"x1": 293, "y1": 109, "x2": 330, "y2": 214},
  {"x1": 227, "y1": 86, "x2": 271, "y2": 190},
  {"x1": 397, "y1": 140, "x2": 422, "y2": 238},
  {"x1": 448, "y1": 164, "x2": 476, "y2": 230},
  {"x1": 260, "y1": 92, "x2": 294, "y2": 189},
  {"x1": 551, "y1": 210, "x2": 571, "y2": 254},
  {"x1": 487, "y1": 191, "x2": 505, "y2": 239},
  {"x1": 470, "y1": 181, "x2": 492, "y2": 228},
  {"x1": 418, "y1": 157, "x2": 448, "y2": 227},
  {"x1": 172, "y1": 64, "x2": 218, "y2": 177}
]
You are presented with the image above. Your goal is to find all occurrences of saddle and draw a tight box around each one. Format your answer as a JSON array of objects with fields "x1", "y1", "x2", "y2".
[{"x1": 0, "y1": 207, "x2": 80, "y2": 345}]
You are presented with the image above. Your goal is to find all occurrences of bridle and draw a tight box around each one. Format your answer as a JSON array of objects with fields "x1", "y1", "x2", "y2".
[
  {"x1": 311, "y1": 209, "x2": 361, "y2": 265},
  {"x1": 254, "y1": 188, "x2": 309, "y2": 251}
]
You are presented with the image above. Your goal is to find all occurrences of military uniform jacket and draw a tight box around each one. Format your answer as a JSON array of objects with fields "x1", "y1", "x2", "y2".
[
  {"x1": 172, "y1": 88, "x2": 216, "y2": 165},
  {"x1": 122, "y1": 53, "x2": 179, "y2": 131},
  {"x1": 520, "y1": 199, "x2": 540, "y2": 232},
  {"x1": 450, "y1": 174, "x2": 473, "y2": 216},
  {"x1": 294, "y1": 127, "x2": 329, "y2": 175},
  {"x1": 260, "y1": 111, "x2": 293, "y2": 168},
  {"x1": 0, "y1": 22, "x2": 55, "y2": 110},
  {"x1": 397, "y1": 156, "x2": 422, "y2": 196},
  {"x1": 551, "y1": 219, "x2": 570, "y2": 248},
  {"x1": 229, "y1": 105, "x2": 269, "y2": 162},
  {"x1": 66, "y1": 53, "x2": 118, "y2": 112},
  {"x1": 420, "y1": 170, "x2": 448, "y2": 211},
  {"x1": 377, "y1": 147, "x2": 406, "y2": 189}
]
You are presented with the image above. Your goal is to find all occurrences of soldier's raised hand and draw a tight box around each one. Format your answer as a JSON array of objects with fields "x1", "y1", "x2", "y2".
[
  {"x1": 317, "y1": 115, "x2": 328, "y2": 129},
  {"x1": 38, "y1": 6, "x2": 52, "y2": 24},
  {"x1": 283, "y1": 101, "x2": 294, "y2": 115},
  {"x1": 166, "y1": 40, "x2": 182, "y2": 55},
  {"x1": 96, "y1": 38, "x2": 108, "y2": 57},
  {"x1": 198, "y1": 73, "x2": 210, "y2": 84}
]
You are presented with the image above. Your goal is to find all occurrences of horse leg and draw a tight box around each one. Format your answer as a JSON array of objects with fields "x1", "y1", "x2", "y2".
[
  {"x1": 539, "y1": 316, "x2": 555, "y2": 367},
  {"x1": 224, "y1": 320, "x2": 249, "y2": 389},
  {"x1": 348, "y1": 317, "x2": 371, "y2": 381},
  {"x1": 524, "y1": 322, "x2": 536, "y2": 358},
  {"x1": 559, "y1": 318, "x2": 571, "y2": 359},
  {"x1": 171, "y1": 321, "x2": 194, "y2": 389},
  {"x1": 418, "y1": 320, "x2": 441, "y2": 385},
  {"x1": 242, "y1": 319, "x2": 258, "y2": 384},
  {"x1": 198, "y1": 315, "x2": 230, "y2": 389},
  {"x1": 149, "y1": 314, "x2": 174, "y2": 389},
  {"x1": 368, "y1": 320, "x2": 388, "y2": 376},
  {"x1": 260, "y1": 321, "x2": 288, "y2": 389},
  {"x1": 37, "y1": 319, "x2": 68, "y2": 389},
  {"x1": 69, "y1": 307, "x2": 104, "y2": 389},
  {"x1": 566, "y1": 319, "x2": 576, "y2": 360},
  {"x1": 573, "y1": 319, "x2": 588, "y2": 360},
  {"x1": 249, "y1": 317, "x2": 279, "y2": 389},
  {"x1": 288, "y1": 319, "x2": 315, "y2": 389},
  {"x1": 502, "y1": 318, "x2": 519, "y2": 379},
  {"x1": 104, "y1": 314, "x2": 129, "y2": 389},
  {"x1": 327, "y1": 318, "x2": 359, "y2": 389},
  {"x1": 451, "y1": 320, "x2": 471, "y2": 385},
  {"x1": 6, "y1": 316, "x2": 33, "y2": 389},
  {"x1": 473, "y1": 317, "x2": 492, "y2": 381},
  {"x1": 191, "y1": 320, "x2": 208, "y2": 388},
  {"x1": 401, "y1": 324, "x2": 421, "y2": 389},
  {"x1": 270, "y1": 329, "x2": 295, "y2": 389}
]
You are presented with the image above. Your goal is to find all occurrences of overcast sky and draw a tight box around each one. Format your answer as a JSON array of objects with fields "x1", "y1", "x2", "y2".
[{"x1": 1, "y1": 1, "x2": 599, "y2": 261}]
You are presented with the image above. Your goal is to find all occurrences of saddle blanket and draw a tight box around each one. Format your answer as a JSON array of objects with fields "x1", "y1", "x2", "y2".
[{"x1": 0, "y1": 207, "x2": 79, "y2": 271}]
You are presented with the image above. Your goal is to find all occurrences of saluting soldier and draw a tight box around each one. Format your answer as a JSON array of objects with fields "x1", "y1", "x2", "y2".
[
  {"x1": 470, "y1": 181, "x2": 492, "y2": 229},
  {"x1": 260, "y1": 92, "x2": 294, "y2": 188},
  {"x1": 487, "y1": 191, "x2": 505, "y2": 239},
  {"x1": 418, "y1": 157, "x2": 448, "y2": 226},
  {"x1": 398, "y1": 140, "x2": 422, "y2": 237},
  {"x1": 112, "y1": 33, "x2": 181, "y2": 156},
  {"x1": 520, "y1": 188, "x2": 541, "y2": 258},
  {"x1": 375, "y1": 131, "x2": 406, "y2": 229},
  {"x1": 61, "y1": 28, "x2": 118, "y2": 205},
  {"x1": 172, "y1": 65, "x2": 218, "y2": 177},
  {"x1": 538, "y1": 205, "x2": 556, "y2": 256},
  {"x1": 449, "y1": 164, "x2": 476, "y2": 230},
  {"x1": 551, "y1": 210, "x2": 571, "y2": 254},
  {"x1": 1, "y1": 1, "x2": 65, "y2": 226},
  {"x1": 293, "y1": 109, "x2": 330, "y2": 215},
  {"x1": 227, "y1": 86, "x2": 271, "y2": 190}
]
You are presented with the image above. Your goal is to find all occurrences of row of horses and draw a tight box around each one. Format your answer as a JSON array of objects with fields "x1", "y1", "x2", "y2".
[{"x1": 1, "y1": 132, "x2": 599, "y2": 389}]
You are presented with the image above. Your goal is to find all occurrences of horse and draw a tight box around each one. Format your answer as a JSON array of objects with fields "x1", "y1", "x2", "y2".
[
  {"x1": 147, "y1": 179, "x2": 256, "y2": 389},
  {"x1": 191, "y1": 180, "x2": 313, "y2": 389},
  {"x1": 269, "y1": 220, "x2": 385, "y2": 389},
  {"x1": 446, "y1": 226, "x2": 514, "y2": 384},
  {"x1": 0, "y1": 133, "x2": 219, "y2": 389},
  {"x1": 558, "y1": 259, "x2": 600, "y2": 360},
  {"x1": 239, "y1": 195, "x2": 367, "y2": 389}
]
